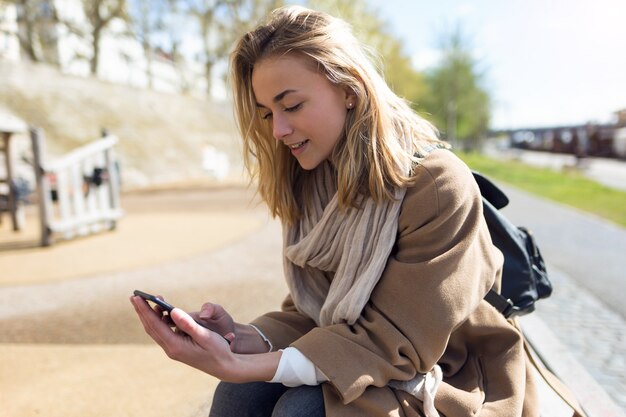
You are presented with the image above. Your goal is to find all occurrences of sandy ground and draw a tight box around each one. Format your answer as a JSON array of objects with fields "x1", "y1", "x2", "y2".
[
  {"x1": 0, "y1": 185, "x2": 263, "y2": 285},
  {"x1": 0, "y1": 184, "x2": 289, "y2": 417},
  {"x1": 0, "y1": 182, "x2": 587, "y2": 417}
]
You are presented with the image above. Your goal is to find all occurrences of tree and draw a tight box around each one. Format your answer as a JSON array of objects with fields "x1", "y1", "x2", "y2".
[
  {"x1": 182, "y1": 0, "x2": 229, "y2": 96},
  {"x1": 82, "y1": 0, "x2": 129, "y2": 75},
  {"x1": 422, "y1": 25, "x2": 490, "y2": 150},
  {"x1": 180, "y1": 0, "x2": 283, "y2": 97},
  {"x1": 130, "y1": 0, "x2": 169, "y2": 89},
  {"x1": 11, "y1": 0, "x2": 61, "y2": 64},
  {"x1": 306, "y1": 0, "x2": 428, "y2": 108},
  {"x1": 226, "y1": 0, "x2": 284, "y2": 35},
  {"x1": 12, "y1": 0, "x2": 42, "y2": 62},
  {"x1": 129, "y1": 0, "x2": 198, "y2": 94}
]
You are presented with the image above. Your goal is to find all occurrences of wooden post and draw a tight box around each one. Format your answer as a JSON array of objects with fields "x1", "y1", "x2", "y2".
[
  {"x1": 70, "y1": 162, "x2": 85, "y2": 237},
  {"x1": 0, "y1": 133, "x2": 5, "y2": 227},
  {"x1": 104, "y1": 146, "x2": 120, "y2": 230},
  {"x1": 30, "y1": 127, "x2": 52, "y2": 246},
  {"x1": 2, "y1": 131, "x2": 19, "y2": 231}
]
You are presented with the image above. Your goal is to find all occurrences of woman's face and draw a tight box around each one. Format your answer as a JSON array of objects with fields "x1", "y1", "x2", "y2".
[{"x1": 252, "y1": 54, "x2": 353, "y2": 170}]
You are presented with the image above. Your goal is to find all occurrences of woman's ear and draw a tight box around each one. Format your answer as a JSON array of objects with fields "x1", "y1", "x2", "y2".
[{"x1": 344, "y1": 87, "x2": 357, "y2": 110}]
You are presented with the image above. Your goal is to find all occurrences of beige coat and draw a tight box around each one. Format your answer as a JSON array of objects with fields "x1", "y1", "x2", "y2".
[{"x1": 252, "y1": 150, "x2": 539, "y2": 417}]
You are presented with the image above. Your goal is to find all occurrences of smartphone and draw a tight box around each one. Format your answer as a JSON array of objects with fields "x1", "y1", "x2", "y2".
[
  {"x1": 133, "y1": 289, "x2": 229, "y2": 343},
  {"x1": 133, "y1": 289, "x2": 175, "y2": 312}
]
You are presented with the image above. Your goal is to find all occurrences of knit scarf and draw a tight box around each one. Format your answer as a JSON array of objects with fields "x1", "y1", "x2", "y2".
[
  {"x1": 283, "y1": 153, "x2": 443, "y2": 417},
  {"x1": 283, "y1": 161, "x2": 407, "y2": 326}
]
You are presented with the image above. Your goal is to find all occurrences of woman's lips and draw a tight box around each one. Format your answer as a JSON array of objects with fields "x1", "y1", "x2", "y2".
[{"x1": 289, "y1": 139, "x2": 309, "y2": 155}]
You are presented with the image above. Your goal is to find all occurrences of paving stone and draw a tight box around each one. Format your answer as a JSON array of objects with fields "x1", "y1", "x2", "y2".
[{"x1": 534, "y1": 267, "x2": 626, "y2": 412}]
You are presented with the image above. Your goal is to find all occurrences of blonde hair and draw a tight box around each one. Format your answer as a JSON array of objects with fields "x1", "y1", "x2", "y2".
[{"x1": 230, "y1": 6, "x2": 446, "y2": 224}]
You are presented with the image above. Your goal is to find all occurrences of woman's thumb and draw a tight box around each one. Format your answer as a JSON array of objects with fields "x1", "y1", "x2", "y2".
[
  {"x1": 199, "y1": 303, "x2": 217, "y2": 320},
  {"x1": 171, "y1": 308, "x2": 199, "y2": 335}
]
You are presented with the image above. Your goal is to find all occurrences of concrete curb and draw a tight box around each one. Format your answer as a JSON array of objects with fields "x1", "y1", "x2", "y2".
[{"x1": 521, "y1": 314, "x2": 626, "y2": 417}]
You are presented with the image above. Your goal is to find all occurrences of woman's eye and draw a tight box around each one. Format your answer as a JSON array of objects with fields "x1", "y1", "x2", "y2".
[
  {"x1": 260, "y1": 103, "x2": 301, "y2": 120},
  {"x1": 284, "y1": 103, "x2": 302, "y2": 113}
]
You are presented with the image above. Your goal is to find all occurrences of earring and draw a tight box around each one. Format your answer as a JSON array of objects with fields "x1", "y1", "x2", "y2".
[{"x1": 347, "y1": 102, "x2": 354, "y2": 109}]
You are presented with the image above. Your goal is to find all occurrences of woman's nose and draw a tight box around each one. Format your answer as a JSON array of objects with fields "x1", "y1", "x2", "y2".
[{"x1": 272, "y1": 114, "x2": 293, "y2": 141}]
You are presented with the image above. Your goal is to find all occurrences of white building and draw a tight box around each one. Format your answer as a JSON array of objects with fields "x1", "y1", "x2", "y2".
[
  {"x1": 0, "y1": 0, "x2": 206, "y2": 95},
  {"x1": 0, "y1": 2, "x2": 20, "y2": 61}
]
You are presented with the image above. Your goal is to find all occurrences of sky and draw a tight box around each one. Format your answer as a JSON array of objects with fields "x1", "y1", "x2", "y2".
[{"x1": 368, "y1": 0, "x2": 626, "y2": 130}]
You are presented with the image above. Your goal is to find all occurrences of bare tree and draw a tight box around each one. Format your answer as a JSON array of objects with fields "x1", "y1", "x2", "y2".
[
  {"x1": 163, "y1": 0, "x2": 195, "y2": 93},
  {"x1": 226, "y1": 0, "x2": 283, "y2": 34},
  {"x1": 128, "y1": 0, "x2": 172, "y2": 89},
  {"x1": 124, "y1": 0, "x2": 281, "y2": 95},
  {"x1": 182, "y1": 0, "x2": 229, "y2": 96},
  {"x1": 137, "y1": 0, "x2": 154, "y2": 88},
  {"x1": 12, "y1": 0, "x2": 41, "y2": 61},
  {"x1": 81, "y1": 0, "x2": 128, "y2": 75},
  {"x1": 11, "y1": 0, "x2": 61, "y2": 64},
  {"x1": 180, "y1": 0, "x2": 282, "y2": 97}
]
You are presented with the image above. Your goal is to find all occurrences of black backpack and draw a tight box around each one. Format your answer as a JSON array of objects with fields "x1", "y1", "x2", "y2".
[{"x1": 473, "y1": 172, "x2": 553, "y2": 318}]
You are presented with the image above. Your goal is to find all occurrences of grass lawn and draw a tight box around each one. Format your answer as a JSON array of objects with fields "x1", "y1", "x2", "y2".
[{"x1": 458, "y1": 152, "x2": 626, "y2": 228}]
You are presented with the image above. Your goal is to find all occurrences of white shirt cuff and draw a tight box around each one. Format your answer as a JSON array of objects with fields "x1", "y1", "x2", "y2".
[{"x1": 269, "y1": 347, "x2": 328, "y2": 387}]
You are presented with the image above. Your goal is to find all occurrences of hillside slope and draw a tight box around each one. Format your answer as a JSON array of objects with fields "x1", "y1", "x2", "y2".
[{"x1": 0, "y1": 61, "x2": 243, "y2": 188}]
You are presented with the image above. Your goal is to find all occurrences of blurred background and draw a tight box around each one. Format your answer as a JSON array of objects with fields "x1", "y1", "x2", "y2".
[
  {"x1": 1, "y1": 0, "x2": 625, "y2": 189},
  {"x1": 1, "y1": 1, "x2": 625, "y2": 417}
]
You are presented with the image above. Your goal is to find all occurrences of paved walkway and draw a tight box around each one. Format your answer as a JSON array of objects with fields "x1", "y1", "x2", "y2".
[
  {"x1": 500, "y1": 184, "x2": 626, "y2": 415},
  {"x1": 1, "y1": 183, "x2": 624, "y2": 416},
  {"x1": 530, "y1": 266, "x2": 626, "y2": 411}
]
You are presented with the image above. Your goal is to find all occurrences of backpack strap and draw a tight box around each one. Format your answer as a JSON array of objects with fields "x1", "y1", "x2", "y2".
[
  {"x1": 523, "y1": 337, "x2": 588, "y2": 417},
  {"x1": 484, "y1": 288, "x2": 519, "y2": 318},
  {"x1": 473, "y1": 171, "x2": 510, "y2": 209}
]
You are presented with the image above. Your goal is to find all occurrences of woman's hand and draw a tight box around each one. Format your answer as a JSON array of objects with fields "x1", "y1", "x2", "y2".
[
  {"x1": 191, "y1": 302, "x2": 274, "y2": 354},
  {"x1": 130, "y1": 296, "x2": 281, "y2": 382},
  {"x1": 190, "y1": 302, "x2": 236, "y2": 344},
  {"x1": 131, "y1": 295, "x2": 236, "y2": 380}
]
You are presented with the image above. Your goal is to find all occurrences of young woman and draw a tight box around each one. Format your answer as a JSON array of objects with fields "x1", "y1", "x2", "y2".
[{"x1": 131, "y1": 6, "x2": 539, "y2": 417}]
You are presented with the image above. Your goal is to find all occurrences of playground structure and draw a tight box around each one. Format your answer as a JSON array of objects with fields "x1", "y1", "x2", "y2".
[{"x1": 1, "y1": 112, "x2": 122, "y2": 246}]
